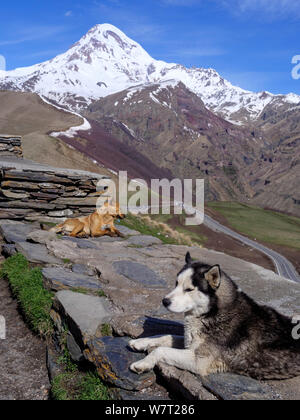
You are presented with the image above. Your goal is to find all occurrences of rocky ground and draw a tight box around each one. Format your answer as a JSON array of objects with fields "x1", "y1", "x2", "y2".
[
  {"x1": 1, "y1": 220, "x2": 300, "y2": 400},
  {"x1": 0, "y1": 252, "x2": 50, "y2": 400}
]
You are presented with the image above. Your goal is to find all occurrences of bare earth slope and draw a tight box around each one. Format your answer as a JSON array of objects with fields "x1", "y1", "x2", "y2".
[{"x1": 0, "y1": 91, "x2": 111, "y2": 177}]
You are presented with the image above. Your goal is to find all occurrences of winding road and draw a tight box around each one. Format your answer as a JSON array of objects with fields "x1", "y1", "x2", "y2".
[{"x1": 204, "y1": 214, "x2": 300, "y2": 284}]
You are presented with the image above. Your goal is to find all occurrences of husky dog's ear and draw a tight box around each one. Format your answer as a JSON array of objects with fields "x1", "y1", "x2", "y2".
[
  {"x1": 185, "y1": 252, "x2": 192, "y2": 265},
  {"x1": 204, "y1": 265, "x2": 221, "y2": 290}
]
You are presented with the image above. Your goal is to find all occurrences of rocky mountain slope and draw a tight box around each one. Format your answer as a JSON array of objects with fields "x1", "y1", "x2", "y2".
[
  {"x1": 85, "y1": 79, "x2": 300, "y2": 215},
  {"x1": 0, "y1": 91, "x2": 110, "y2": 177},
  {"x1": 0, "y1": 24, "x2": 299, "y2": 124},
  {"x1": 85, "y1": 81, "x2": 265, "y2": 201},
  {"x1": 250, "y1": 103, "x2": 300, "y2": 214}
]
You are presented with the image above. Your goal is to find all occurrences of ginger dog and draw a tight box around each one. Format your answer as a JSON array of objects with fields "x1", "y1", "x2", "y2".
[{"x1": 49, "y1": 202, "x2": 126, "y2": 238}]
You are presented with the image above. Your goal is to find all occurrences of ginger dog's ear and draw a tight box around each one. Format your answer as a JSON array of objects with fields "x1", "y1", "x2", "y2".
[
  {"x1": 185, "y1": 252, "x2": 192, "y2": 265},
  {"x1": 204, "y1": 265, "x2": 221, "y2": 290}
]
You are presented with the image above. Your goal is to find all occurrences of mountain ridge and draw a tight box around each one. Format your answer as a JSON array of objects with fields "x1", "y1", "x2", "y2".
[{"x1": 1, "y1": 23, "x2": 299, "y2": 124}]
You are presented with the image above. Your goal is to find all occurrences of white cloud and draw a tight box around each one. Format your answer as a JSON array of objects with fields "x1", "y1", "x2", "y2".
[
  {"x1": 0, "y1": 25, "x2": 67, "y2": 47},
  {"x1": 222, "y1": 0, "x2": 300, "y2": 19},
  {"x1": 161, "y1": 0, "x2": 199, "y2": 5},
  {"x1": 65, "y1": 11, "x2": 73, "y2": 17},
  {"x1": 178, "y1": 47, "x2": 226, "y2": 57}
]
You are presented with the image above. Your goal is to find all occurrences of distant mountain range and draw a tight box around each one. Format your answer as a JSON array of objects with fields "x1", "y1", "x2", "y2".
[
  {"x1": 0, "y1": 23, "x2": 299, "y2": 216},
  {"x1": 0, "y1": 23, "x2": 299, "y2": 123}
]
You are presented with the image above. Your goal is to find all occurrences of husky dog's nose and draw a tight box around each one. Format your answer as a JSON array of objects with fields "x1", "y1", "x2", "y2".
[{"x1": 162, "y1": 298, "x2": 171, "y2": 308}]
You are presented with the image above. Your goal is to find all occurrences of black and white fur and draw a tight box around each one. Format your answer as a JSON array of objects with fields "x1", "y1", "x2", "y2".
[{"x1": 130, "y1": 252, "x2": 300, "y2": 380}]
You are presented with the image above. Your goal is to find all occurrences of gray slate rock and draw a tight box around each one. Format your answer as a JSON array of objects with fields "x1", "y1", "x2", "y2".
[
  {"x1": 93, "y1": 236, "x2": 123, "y2": 243},
  {"x1": 158, "y1": 364, "x2": 217, "y2": 400},
  {"x1": 85, "y1": 336, "x2": 156, "y2": 391},
  {"x1": 14, "y1": 241, "x2": 62, "y2": 265},
  {"x1": 72, "y1": 264, "x2": 97, "y2": 277},
  {"x1": 42, "y1": 266, "x2": 102, "y2": 292},
  {"x1": 61, "y1": 237, "x2": 99, "y2": 249},
  {"x1": 54, "y1": 290, "x2": 111, "y2": 346},
  {"x1": 66, "y1": 332, "x2": 85, "y2": 362},
  {"x1": 0, "y1": 221, "x2": 36, "y2": 243},
  {"x1": 46, "y1": 347, "x2": 61, "y2": 383},
  {"x1": 1, "y1": 244, "x2": 17, "y2": 258},
  {"x1": 113, "y1": 260, "x2": 166, "y2": 288},
  {"x1": 202, "y1": 373, "x2": 277, "y2": 400},
  {"x1": 27, "y1": 230, "x2": 57, "y2": 245},
  {"x1": 127, "y1": 235, "x2": 162, "y2": 247},
  {"x1": 116, "y1": 225, "x2": 141, "y2": 236}
]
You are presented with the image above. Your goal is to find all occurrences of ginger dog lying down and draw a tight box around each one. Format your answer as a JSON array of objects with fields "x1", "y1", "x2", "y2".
[{"x1": 50, "y1": 202, "x2": 126, "y2": 238}]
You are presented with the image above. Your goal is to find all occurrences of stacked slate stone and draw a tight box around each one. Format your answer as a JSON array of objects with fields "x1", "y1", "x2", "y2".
[
  {"x1": 0, "y1": 168, "x2": 108, "y2": 222},
  {"x1": 0, "y1": 135, "x2": 23, "y2": 158}
]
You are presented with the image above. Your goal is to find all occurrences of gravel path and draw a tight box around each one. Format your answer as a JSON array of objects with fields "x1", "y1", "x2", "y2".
[{"x1": 0, "y1": 257, "x2": 50, "y2": 400}]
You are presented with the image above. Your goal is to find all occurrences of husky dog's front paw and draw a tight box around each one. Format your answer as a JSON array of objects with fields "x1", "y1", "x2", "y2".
[
  {"x1": 130, "y1": 358, "x2": 154, "y2": 374},
  {"x1": 129, "y1": 338, "x2": 155, "y2": 352}
]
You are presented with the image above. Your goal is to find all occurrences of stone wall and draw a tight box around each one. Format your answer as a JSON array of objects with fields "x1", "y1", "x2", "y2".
[
  {"x1": 0, "y1": 164, "x2": 109, "y2": 223},
  {"x1": 0, "y1": 135, "x2": 23, "y2": 158}
]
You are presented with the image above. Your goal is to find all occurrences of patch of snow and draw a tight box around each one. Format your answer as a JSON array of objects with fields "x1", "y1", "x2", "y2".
[
  {"x1": 40, "y1": 95, "x2": 91, "y2": 138},
  {"x1": 0, "y1": 24, "x2": 299, "y2": 122}
]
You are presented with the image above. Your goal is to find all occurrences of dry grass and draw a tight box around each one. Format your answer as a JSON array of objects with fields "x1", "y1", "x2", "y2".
[{"x1": 140, "y1": 215, "x2": 201, "y2": 247}]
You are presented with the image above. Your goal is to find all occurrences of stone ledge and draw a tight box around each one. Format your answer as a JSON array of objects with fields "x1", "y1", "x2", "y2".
[{"x1": 0, "y1": 156, "x2": 110, "y2": 221}]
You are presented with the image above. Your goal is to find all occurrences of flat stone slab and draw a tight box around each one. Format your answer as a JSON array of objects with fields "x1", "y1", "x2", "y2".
[
  {"x1": 72, "y1": 264, "x2": 97, "y2": 277},
  {"x1": 158, "y1": 364, "x2": 217, "y2": 400},
  {"x1": 14, "y1": 241, "x2": 62, "y2": 265},
  {"x1": 54, "y1": 290, "x2": 111, "y2": 345},
  {"x1": 117, "y1": 225, "x2": 140, "y2": 236},
  {"x1": 42, "y1": 267, "x2": 102, "y2": 292},
  {"x1": 61, "y1": 237, "x2": 99, "y2": 249},
  {"x1": 111, "y1": 315, "x2": 184, "y2": 339},
  {"x1": 0, "y1": 221, "x2": 36, "y2": 243},
  {"x1": 126, "y1": 235, "x2": 162, "y2": 247},
  {"x1": 201, "y1": 373, "x2": 277, "y2": 400},
  {"x1": 113, "y1": 260, "x2": 167, "y2": 288},
  {"x1": 0, "y1": 156, "x2": 108, "y2": 179},
  {"x1": 27, "y1": 230, "x2": 57, "y2": 244},
  {"x1": 84, "y1": 336, "x2": 156, "y2": 391}
]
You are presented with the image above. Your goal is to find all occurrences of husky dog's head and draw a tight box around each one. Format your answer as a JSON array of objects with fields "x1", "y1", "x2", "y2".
[{"x1": 163, "y1": 252, "x2": 226, "y2": 316}]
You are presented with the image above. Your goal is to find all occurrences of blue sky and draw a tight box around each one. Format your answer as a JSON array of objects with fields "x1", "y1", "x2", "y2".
[{"x1": 0, "y1": 0, "x2": 299, "y2": 94}]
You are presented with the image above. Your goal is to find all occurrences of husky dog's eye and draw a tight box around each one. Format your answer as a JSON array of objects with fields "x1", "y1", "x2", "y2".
[{"x1": 185, "y1": 288, "x2": 194, "y2": 293}]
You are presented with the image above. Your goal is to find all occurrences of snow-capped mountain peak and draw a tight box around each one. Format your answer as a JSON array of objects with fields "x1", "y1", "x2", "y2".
[{"x1": 0, "y1": 23, "x2": 299, "y2": 121}]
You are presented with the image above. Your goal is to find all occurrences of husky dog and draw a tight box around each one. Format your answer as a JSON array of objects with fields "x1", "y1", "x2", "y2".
[{"x1": 130, "y1": 252, "x2": 300, "y2": 380}]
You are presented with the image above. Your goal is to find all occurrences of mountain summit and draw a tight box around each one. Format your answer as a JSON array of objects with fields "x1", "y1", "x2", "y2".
[{"x1": 0, "y1": 23, "x2": 299, "y2": 122}]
